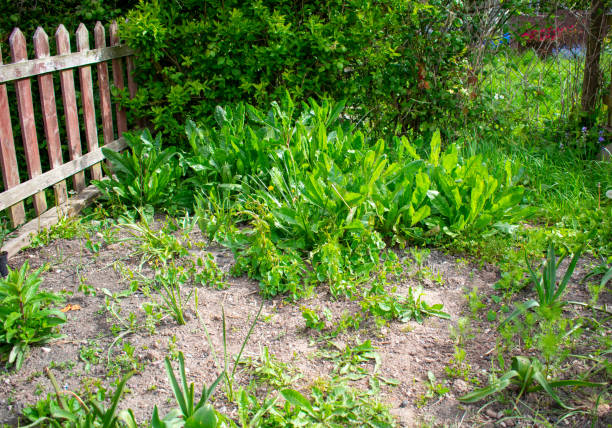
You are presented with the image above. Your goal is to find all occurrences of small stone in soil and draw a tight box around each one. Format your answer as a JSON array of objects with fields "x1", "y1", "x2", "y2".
[
  {"x1": 452, "y1": 379, "x2": 470, "y2": 395},
  {"x1": 485, "y1": 408, "x2": 498, "y2": 419}
]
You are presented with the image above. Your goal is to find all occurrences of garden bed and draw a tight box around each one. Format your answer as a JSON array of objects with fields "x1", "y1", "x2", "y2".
[{"x1": 0, "y1": 217, "x2": 608, "y2": 427}]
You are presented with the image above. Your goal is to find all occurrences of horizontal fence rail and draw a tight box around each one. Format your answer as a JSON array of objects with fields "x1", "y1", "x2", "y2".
[
  {"x1": 0, "y1": 45, "x2": 135, "y2": 84},
  {"x1": 0, "y1": 21, "x2": 137, "y2": 250}
]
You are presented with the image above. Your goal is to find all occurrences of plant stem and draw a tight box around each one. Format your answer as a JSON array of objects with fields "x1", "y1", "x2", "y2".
[{"x1": 567, "y1": 300, "x2": 612, "y2": 315}]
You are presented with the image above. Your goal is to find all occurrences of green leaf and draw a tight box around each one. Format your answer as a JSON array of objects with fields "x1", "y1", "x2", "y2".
[
  {"x1": 531, "y1": 369, "x2": 573, "y2": 410},
  {"x1": 554, "y1": 246, "x2": 582, "y2": 302},
  {"x1": 600, "y1": 265, "x2": 612, "y2": 287},
  {"x1": 441, "y1": 144, "x2": 458, "y2": 171},
  {"x1": 281, "y1": 388, "x2": 315, "y2": 416},
  {"x1": 410, "y1": 204, "x2": 430, "y2": 226},
  {"x1": 499, "y1": 299, "x2": 540, "y2": 327},
  {"x1": 185, "y1": 405, "x2": 217, "y2": 428},
  {"x1": 165, "y1": 355, "x2": 189, "y2": 416},
  {"x1": 429, "y1": 129, "x2": 441, "y2": 166},
  {"x1": 400, "y1": 136, "x2": 420, "y2": 160},
  {"x1": 458, "y1": 370, "x2": 518, "y2": 403},
  {"x1": 102, "y1": 373, "x2": 133, "y2": 428}
]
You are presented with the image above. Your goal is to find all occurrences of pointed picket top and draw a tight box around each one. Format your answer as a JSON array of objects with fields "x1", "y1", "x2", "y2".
[
  {"x1": 109, "y1": 21, "x2": 119, "y2": 45},
  {"x1": 55, "y1": 24, "x2": 71, "y2": 54},
  {"x1": 33, "y1": 27, "x2": 51, "y2": 57},
  {"x1": 75, "y1": 23, "x2": 90, "y2": 51},
  {"x1": 94, "y1": 21, "x2": 106, "y2": 47},
  {"x1": 9, "y1": 28, "x2": 28, "y2": 61}
]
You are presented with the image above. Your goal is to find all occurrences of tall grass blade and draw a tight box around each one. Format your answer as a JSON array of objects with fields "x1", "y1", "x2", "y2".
[
  {"x1": 554, "y1": 246, "x2": 582, "y2": 302},
  {"x1": 165, "y1": 356, "x2": 189, "y2": 415}
]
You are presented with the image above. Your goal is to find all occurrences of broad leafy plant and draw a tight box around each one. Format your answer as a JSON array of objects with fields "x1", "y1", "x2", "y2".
[
  {"x1": 94, "y1": 129, "x2": 186, "y2": 213},
  {"x1": 231, "y1": 211, "x2": 311, "y2": 299},
  {"x1": 362, "y1": 287, "x2": 450, "y2": 324},
  {"x1": 423, "y1": 130, "x2": 532, "y2": 237},
  {"x1": 190, "y1": 98, "x2": 533, "y2": 301},
  {"x1": 279, "y1": 382, "x2": 394, "y2": 427},
  {"x1": 0, "y1": 262, "x2": 66, "y2": 370}
]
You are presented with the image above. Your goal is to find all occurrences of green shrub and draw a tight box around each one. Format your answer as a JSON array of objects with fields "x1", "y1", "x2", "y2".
[
  {"x1": 2, "y1": 1, "x2": 136, "y2": 49},
  {"x1": 121, "y1": 0, "x2": 473, "y2": 142}
]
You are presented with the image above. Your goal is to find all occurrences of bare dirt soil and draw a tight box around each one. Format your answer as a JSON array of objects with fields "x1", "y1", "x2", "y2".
[{"x1": 0, "y1": 222, "x2": 609, "y2": 427}]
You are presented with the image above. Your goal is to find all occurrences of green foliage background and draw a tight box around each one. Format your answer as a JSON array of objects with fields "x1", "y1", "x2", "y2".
[
  {"x1": 1, "y1": 0, "x2": 136, "y2": 41},
  {"x1": 120, "y1": 0, "x2": 474, "y2": 142}
]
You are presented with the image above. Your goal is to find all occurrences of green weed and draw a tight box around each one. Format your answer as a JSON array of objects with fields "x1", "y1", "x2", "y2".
[{"x1": 0, "y1": 262, "x2": 66, "y2": 370}]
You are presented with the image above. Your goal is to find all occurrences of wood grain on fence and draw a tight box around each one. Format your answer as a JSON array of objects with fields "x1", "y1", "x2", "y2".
[
  {"x1": 0, "y1": 47, "x2": 26, "y2": 228},
  {"x1": 110, "y1": 22, "x2": 128, "y2": 136},
  {"x1": 33, "y1": 27, "x2": 68, "y2": 207},
  {"x1": 10, "y1": 28, "x2": 47, "y2": 216},
  {"x1": 56, "y1": 24, "x2": 86, "y2": 193},
  {"x1": 94, "y1": 23, "x2": 115, "y2": 150},
  {"x1": 76, "y1": 24, "x2": 102, "y2": 181}
]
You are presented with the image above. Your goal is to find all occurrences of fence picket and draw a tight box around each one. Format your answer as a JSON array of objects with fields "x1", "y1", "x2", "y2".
[
  {"x1": 33, "y1": 27, "x2": 68, "y2": 206},
  {"x1": 9, "y1": 28, "x2": 47, "y2": 216},
  {"x1": 56, "y1": 24, "x2": 85, "y2": 192},
  {"x1": 126, "y1": 56, "x2": 137, "y2": 99},
  {"x1": 110, "y1": 21, "x2": 128, "y2": 136},
  {"x1": 0, "y1": 46, "x2": 26, "y2": 227},
  {"x1": 94, "y1": 22, "x2": 115, "y2": 152},
  {"x1": 76, "y1": 24, "x2": 102, "y2": 181}
]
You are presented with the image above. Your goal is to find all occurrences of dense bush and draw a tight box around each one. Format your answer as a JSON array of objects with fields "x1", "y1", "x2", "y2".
[
  {"x1": 1, "y1": 0, "x2": 136, "y2": 47},
  {"x1": 120, "y1": 0, "x2": 473, "y2": 142}
]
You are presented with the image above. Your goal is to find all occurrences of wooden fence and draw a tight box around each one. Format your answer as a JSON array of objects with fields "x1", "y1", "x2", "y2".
[{"x1": 0, "y1": 21, "x2": 136, "y2": 256}]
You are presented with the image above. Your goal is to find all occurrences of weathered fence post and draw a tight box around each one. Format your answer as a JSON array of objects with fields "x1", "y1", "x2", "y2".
[
  {"x1": 94, "y1": 22, "x2": 116, "y2": 152},
  {"x1": 33, "y1": 27, "x2": 68, "y2": 206},
  {"x1": 110, "y1": 21, "x2": 128, "y2": 136},
  {"x1": 76, "y1": 24, "x2": 102, "y2": 181},
  {"x1": 0, "y1": 47, "x2": 26, "y2": 227},
  {"x1": 56, "y1": 24, "x2": 86, "y2": 192},
  {"x1": 10, "y1": 28, "x2": 47, "y2": 216}
]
